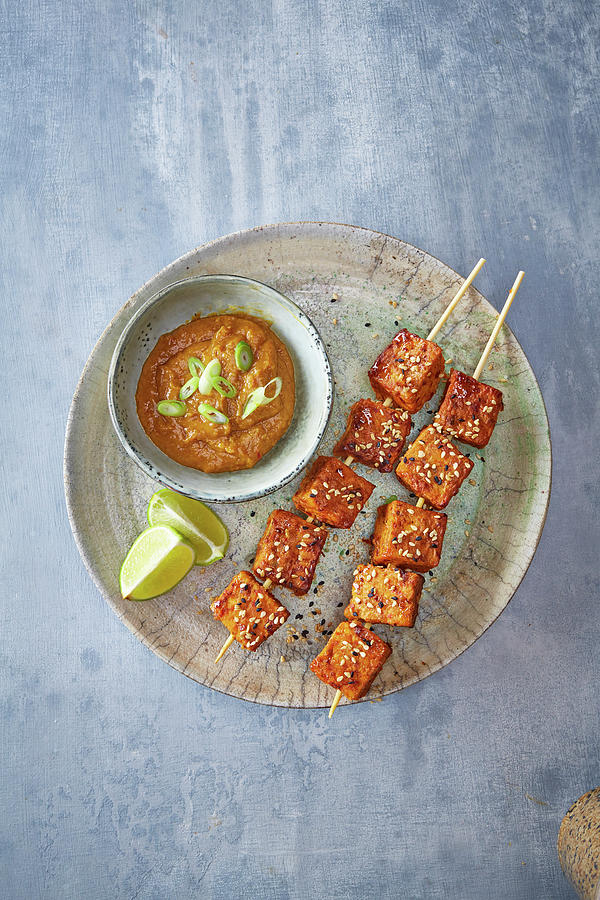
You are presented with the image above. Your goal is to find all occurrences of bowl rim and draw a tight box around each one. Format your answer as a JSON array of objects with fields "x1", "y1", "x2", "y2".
[{"x1": 106, "y1": 272, "x2": 334, "y2": 503}]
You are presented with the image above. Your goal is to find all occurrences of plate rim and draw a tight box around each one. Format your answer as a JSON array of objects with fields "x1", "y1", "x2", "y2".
[{"x1": 64, "y1": 221, "x2": 552, "y2": 708}]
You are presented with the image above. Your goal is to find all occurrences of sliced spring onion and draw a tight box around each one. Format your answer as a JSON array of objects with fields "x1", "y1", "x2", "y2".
[
  {"x1": 188, "y1": 356, "x2": 204, "y2": 377},
  {"x1": 198, "y1": 358, "x2": 222, "y2": 394},
  {"x1": 263, "y1": 377, "x2": 282, "y2": 399},
  {"x1": 234, "y1": 341, "x2": 253, "y2": 371},
  {"x1": 198, "y1": 402, "x2": 229, "y2": 425},
  {"x1": 179, "y1": 375, "x2": 199, "y2": 400},
  {"x1": 212, "y1": 375, "x2": 237, "y2": 398},
  {"x1": 241, "y1": 377, "x2": 282, "y2": 419},
  {"x1": 157, "y1": 400, "x2": 187, "y2": 417}
]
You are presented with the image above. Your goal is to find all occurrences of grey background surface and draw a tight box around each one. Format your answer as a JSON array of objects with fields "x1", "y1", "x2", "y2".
[{"x1": 1, "y1": 1, "x2": 598, "y2": 898}]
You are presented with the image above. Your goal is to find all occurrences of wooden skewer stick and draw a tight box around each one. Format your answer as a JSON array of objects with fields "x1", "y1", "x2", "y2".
[
  {"x1": 214, "y1": 577, "x2": 274, "y2": 663},
  {"x1": 328, "y1": 690, "x2": 343, "y2": 718},
  {"x1": 472, "y1": 271, "x2": 524, "y2": 380},
  {"x1": 214, "y1": 634, "x2": 234, "y2": 663},
  {"x1": 427, "y1": 258, "x2": 486, "y2": 341}
]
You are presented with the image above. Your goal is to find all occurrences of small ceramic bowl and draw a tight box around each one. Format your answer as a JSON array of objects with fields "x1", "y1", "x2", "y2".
[{"x1": 107, "y1": 274, "x2": 333, "y2": 503}]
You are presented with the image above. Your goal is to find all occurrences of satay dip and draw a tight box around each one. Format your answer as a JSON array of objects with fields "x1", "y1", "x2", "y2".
[{"x1": 136, "y1": 313, "x2": 295, "y2": 473}]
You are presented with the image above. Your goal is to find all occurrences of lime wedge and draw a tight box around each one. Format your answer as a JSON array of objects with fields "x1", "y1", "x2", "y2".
[
  {"x1": 147, "y1": 488, "x2": 229, "y2": 566},
  {"x1": 119, "y1": 525, "x2": 195, "y2": 600}
]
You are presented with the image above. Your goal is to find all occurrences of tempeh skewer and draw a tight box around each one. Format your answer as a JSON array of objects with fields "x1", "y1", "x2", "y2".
[
  {"x1": 433, "y1": 271, "x2": 524, "y2": 448},
  {"x1": 342, "y1": 259, "x2": 486, "y2": 467},
  {"x1": 395, "y1": 271, "x2": 525, "y2": 506},
  {"x1": 326, "y1": 270, "x2": 523, "y2": 717},
  {"x1": 214, "y1": 269, "x2": 522, "y2": 693}
]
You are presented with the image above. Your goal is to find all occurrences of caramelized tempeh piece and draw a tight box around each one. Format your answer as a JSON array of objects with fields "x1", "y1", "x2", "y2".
[
  {"x1": 310, "y1": 621, "x2": 391, "y2": 700},
  {"x1": 371, "y1": 500, "x2": 447, "y2": 573},
  {"x1": 395, "y1": 424, "x2": 474, "y2": 509},
  {"x1": 369, "y1": 329, "x2": 445, "y2": 414},
  {"x1": 253, "y1": 510, "x2": 328, "y2": 595},
  {"x1": 344, "y1": 564, "x2": 423, "y2": 626},
  {"x1": 333, "y1": 399, "x2": 411, "y2": 472},
  {"x1": 211, "y1": 571, "x2": 289, "y2": 651},
  {"x1": 435, "y1": 368, "x2": 504, "y2": 448},
  {"x1": 293, "y1": 456, "x2": 374, "y2": 528}
]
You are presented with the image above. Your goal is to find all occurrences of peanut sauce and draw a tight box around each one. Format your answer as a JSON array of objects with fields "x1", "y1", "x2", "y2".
[{"x1": 136, "y1": 314, "x2": 295, "y2": 473}]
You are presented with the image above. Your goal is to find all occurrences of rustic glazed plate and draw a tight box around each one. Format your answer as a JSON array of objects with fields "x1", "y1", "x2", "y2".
[{"x1": 64, "y1": 222, "x2": 551, "y2": 708}]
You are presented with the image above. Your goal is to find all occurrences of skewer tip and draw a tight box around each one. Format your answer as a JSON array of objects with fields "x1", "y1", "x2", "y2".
[
  {"x1": 329, "y1": 689, "x2": 343, "y2": 718},
  {"x1": 472, "y1": 269, "x2": 524, "y2": 380},
  {"x1": 214, "y1": 634, "x2": 235, "y2": 663}
]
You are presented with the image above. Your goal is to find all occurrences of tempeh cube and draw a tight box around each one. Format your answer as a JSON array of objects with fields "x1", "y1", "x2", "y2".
[
  {"x1": 395, "y1": 424, "x2": 473, "y2": 509},
  {"x1": 293, "y1": 456, "x2": 375, "y2": 528},
  {"x1": 253, "y1": 509, "x2": 328, "y2": 595},
  {"x1": 435, "y1": 368, "x2": 504, "y2": 448},
  {"x1": 310, "y1": 620, "x2": 391, "y2": 701},
  {"x1": 369, "y1": 329, "x2": 445, "y2": 414},
  {"x1": 333, "y1": 398, "x2": 411, "y2": 472},
  {"x1": 371, "y1": 500, "x2": 447, "y2": 573},
  {"x1": 211, "y1": 571, "x2": 289, "y2": 651},
  {"x1": 344, "y1": 564, "x2": 423, "y2": 627}
]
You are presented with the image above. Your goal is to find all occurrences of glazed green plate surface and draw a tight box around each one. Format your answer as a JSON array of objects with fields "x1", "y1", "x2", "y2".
[{"x1": 64, "y1": 222, "x2": 551, "y2": 708}]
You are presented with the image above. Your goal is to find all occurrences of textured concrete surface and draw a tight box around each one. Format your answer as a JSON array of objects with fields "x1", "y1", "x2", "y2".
[{"x1": 1, "y1": 1, "x2": 598, "y2": 898}]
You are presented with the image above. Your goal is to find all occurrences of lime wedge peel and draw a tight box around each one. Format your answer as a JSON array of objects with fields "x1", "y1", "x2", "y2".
[
  {"x1": 146, "y1": 488, "x2": 228, "y2": 567},
  {"x1": 119, "y1": 525, "x2": 195, "y2": 601}
]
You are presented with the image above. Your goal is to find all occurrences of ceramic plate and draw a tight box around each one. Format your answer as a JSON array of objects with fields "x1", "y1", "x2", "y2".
[{"x1": 64, "y1": 223, "x2": 551, "y2": 708}]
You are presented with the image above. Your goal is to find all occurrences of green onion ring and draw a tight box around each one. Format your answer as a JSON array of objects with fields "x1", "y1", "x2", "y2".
[
  {"x1": 241, "y1": 377, "x2": 282, "y2": 419},
  {"x1": 157, "y1": 400, "x2": 187, "y2": 417},
  {"x1": 198, "y1": 402, "x2": 229, "y2": 425},
  {"x1": 198, "y1": 358, "x2": 222, "y2": 394},
  {"x1": 188, "y1": 356, "x2": 204, "y2": 377},
  {"x1": 212, "y1": 375, "x2": 237, "y2": 398},
  {"x1": 241, "y1": 393, "x2": 262, "y2": 420},
  {"x1": 234, "y1": 341, "x2": 254, "y2": 371},
  {"x1": 263, "y1": 377, "x2": 282, "y2": 399},
  {"x1": 179, "y1": 375, "x2": 199, "y2": 400}
]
